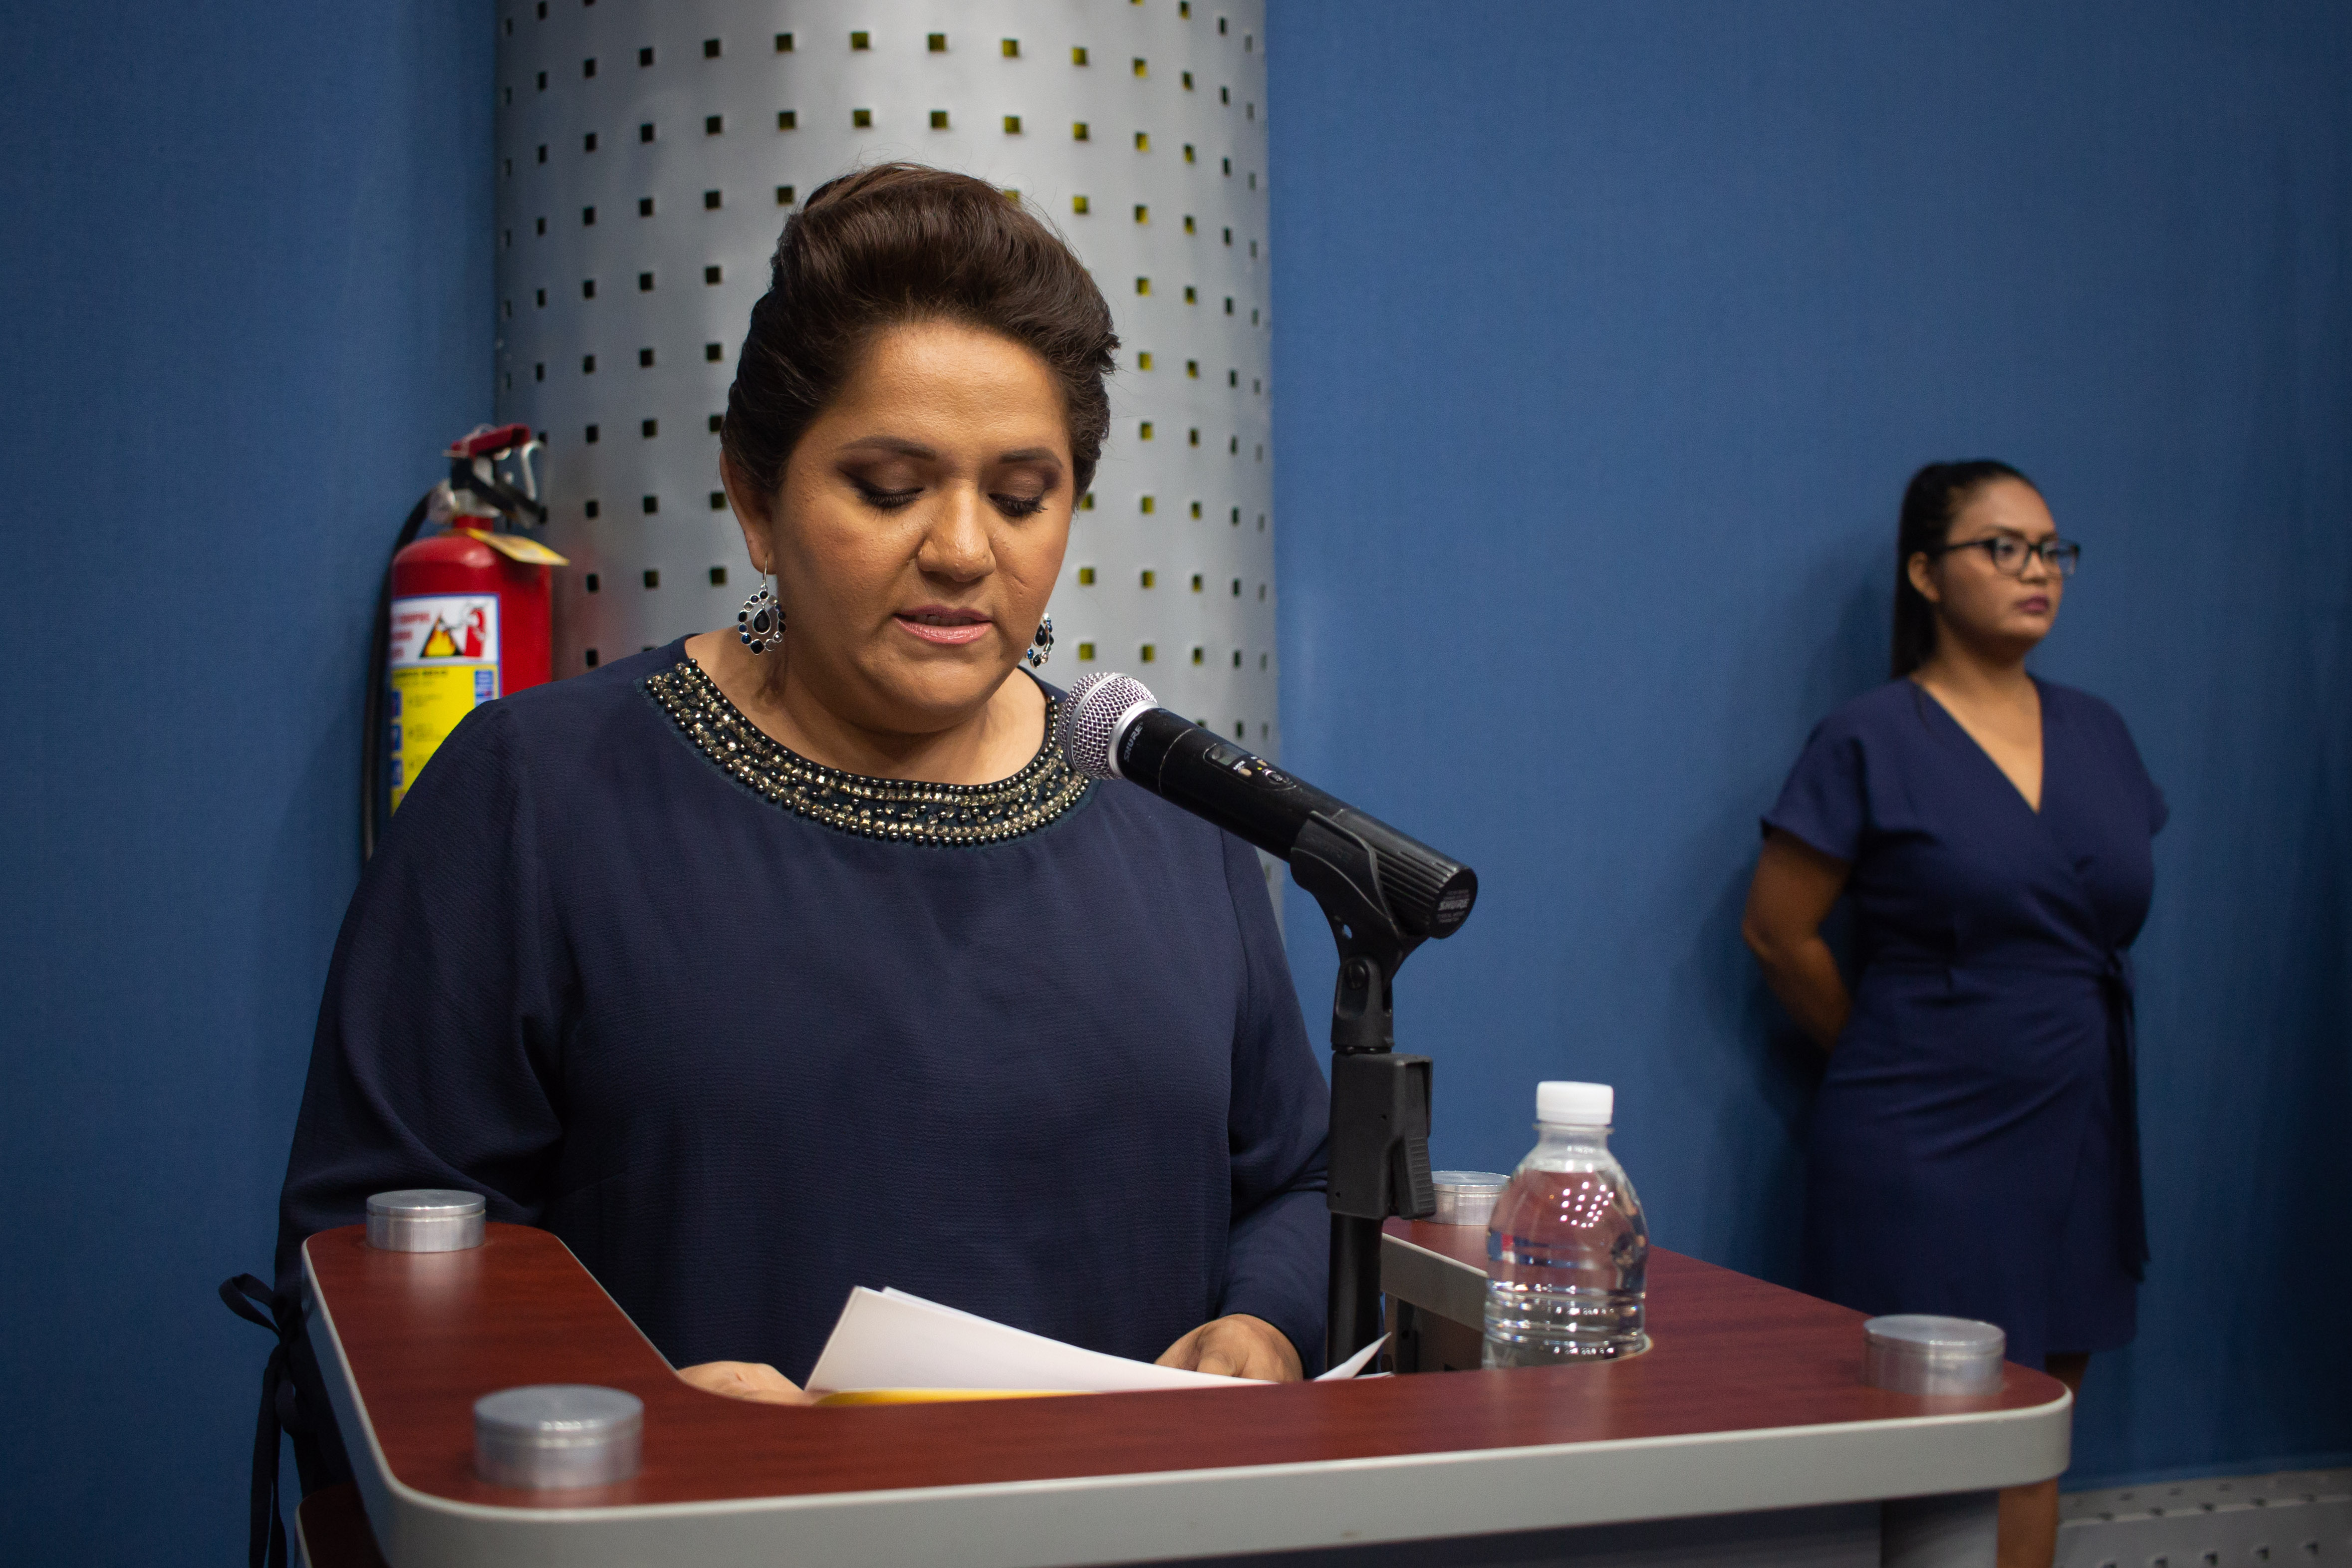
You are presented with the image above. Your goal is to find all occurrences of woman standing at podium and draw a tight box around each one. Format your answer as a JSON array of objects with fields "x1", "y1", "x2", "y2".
[
  {"x1": 275, "y1": 165, "x2": 1328, "y2": 1426},
  {"x1": 1742, "y1": 461, "x2": 2165, "y2": 1568}
]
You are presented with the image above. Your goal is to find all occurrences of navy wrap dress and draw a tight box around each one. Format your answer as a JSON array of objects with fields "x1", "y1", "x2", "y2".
[
  {"x1": 276, "y1": 642, "x2": 1331, "y2": 1396},
  {"x1": 1764, "y1": 677, "x2": 2165, "y2": 1364}
]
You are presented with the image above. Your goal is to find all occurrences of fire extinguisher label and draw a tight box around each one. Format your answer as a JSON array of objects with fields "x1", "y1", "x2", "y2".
[{"x1": 388, "y1": 594, "x2": 501, "y2": 811}]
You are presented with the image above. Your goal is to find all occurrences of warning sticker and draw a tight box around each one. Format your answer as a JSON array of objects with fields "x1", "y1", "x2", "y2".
[
  {"x1": 390, "y1": 594, "x2": 499, "y2": 667},
  {"x1": 388, "y1": 594, "x2": 500, "y2": 812}
]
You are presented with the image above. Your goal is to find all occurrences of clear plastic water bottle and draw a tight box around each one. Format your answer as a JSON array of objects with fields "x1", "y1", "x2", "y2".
[{"x1": 1482, "y1": 1081, "x2": 1651, "y2": 1365}]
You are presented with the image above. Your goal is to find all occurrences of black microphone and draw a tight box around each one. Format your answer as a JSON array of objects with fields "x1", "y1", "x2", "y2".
[{"x1": 1056, "y1": 672, "x2": 1477, "y2": 940}]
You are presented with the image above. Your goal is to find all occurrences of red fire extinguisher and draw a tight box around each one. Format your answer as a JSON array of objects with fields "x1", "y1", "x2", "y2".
[{"x1": 362, "y1": 424, "x2": 566, "y2": 858}]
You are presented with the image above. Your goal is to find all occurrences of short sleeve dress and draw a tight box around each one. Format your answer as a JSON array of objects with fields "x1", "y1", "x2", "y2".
[
  {"x1": 1764, "y1": 677, "x2": 2166, "y2": 1365},
  {"x1": 276, "y1": 641, "x2": 1331, "y2": 1395}
]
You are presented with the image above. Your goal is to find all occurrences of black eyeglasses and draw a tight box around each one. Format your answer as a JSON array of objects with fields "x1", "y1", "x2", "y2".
[{"x1": 1928, "y1": 535, "x2": 2081, "y2": 577}]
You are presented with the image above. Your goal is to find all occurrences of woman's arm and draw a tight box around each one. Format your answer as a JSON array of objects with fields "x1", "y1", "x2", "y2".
[
  {"x1": 271, "y1": 703, "x2": 573, "y2": 1486},
  {"x1": 1202, "y1": 834, "x2": 1330, "y2": 1376},
  {"x1": 1741, "y1": 830, "x2": 1854, "y2": 1052},
  {"x1": 276, "y1": 702, "x2": 568, "y2": 1289}
]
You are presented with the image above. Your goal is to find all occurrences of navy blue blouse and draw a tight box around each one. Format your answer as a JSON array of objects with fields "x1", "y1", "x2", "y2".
[
  {"x1": 275, "y1": 642, "x2": 1331, "y2": 1383},
  {"x1": 1765, "y1": 677, "x2": 2164, "y2": 1362}
]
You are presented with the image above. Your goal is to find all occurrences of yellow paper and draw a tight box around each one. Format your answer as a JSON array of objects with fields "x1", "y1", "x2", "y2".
[{"x1": 813, "y1": 1388, "x2": 1085, "y2": 1407}]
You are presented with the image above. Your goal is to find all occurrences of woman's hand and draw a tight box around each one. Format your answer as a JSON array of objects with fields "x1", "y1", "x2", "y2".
[
  {"x1": 676, "y1": 1360, "x2": 817, "y2": 1406},
  {"x1": 1741, "y1": 829, "x2": 1855, "y2": 1052},
  {"x1": 1156, "y1": 1314, "x2": 1304, "y2": 1382}
]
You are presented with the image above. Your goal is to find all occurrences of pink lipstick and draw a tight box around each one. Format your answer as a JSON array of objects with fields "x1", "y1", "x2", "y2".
[{"x1": 895, "y1": 606, "x2": 993, "y2": 646}]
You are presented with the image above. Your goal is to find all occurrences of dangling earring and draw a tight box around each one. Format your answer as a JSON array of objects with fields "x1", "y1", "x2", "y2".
[
  {"x1": 738, "y1": 581, "x2": 783, "y2": 653},
  {"x1": 1026, "y1": 613, "x2": 1054, "y2": 669}
]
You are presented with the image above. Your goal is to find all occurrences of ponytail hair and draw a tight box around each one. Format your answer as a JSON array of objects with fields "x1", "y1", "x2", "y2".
[{"x1": 1891, "y1": 459, "x2": 2035, "y2": 678}]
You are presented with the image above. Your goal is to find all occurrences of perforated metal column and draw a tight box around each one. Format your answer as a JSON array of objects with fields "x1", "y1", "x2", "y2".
[{"x1": 493, "y1": 0, "x2": 1278, "y2": 752}]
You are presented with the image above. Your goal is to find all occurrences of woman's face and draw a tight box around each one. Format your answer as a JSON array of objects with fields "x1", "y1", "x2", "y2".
[
  {"x1": 729, "y1": 320, "x2": 1074, "y2": 735},
  {"x1": 1909, "y1": 478, "x2": 2064, "y2": 658}
]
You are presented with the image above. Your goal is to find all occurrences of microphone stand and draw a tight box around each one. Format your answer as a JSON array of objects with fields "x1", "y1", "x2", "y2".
[{"x1": 1289, "y1": 817, "x2": 1438, "y2": 1371}]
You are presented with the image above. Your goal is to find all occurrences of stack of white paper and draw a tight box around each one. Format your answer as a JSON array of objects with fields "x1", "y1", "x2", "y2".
[{"x1": 805, "y1": 1287, "x2": 1385, "y2": 1395}]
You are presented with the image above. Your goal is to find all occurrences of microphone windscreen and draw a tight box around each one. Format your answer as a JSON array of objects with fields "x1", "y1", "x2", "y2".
[{"x1": 1058, "y1": 671, "x2": 1158, "y2": 781}]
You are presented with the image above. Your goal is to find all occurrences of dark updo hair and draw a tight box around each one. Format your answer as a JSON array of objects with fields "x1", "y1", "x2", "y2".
[
  {"x1": 721, "y1": 163, "x2": 1119, "y2": 505},
  {"x1": 1890, "y1": 459, "x2": 2037, "y2": 678}
]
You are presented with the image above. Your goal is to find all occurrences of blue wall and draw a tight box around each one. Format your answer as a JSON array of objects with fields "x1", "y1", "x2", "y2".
[
  {"x1": 0, "y1": 2, "x2": 490, "y2": 1558},
  {"x1": 1268, "y1": 1, "x2": 2352, "y2": 1487},
  {"x1": 3, "y1": 2, "x2": 2345, "y2": 1556}
]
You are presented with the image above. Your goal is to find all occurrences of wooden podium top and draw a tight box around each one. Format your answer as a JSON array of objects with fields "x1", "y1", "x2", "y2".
[{"x1": 305, "y1": 1222, "x2": 2068, "y2": 1568}]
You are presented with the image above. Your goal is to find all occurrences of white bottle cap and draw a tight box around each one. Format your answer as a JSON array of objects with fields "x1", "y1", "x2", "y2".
[{"x1": 1536, "y1": 1081, "x2": 1614, "y2": 1126}]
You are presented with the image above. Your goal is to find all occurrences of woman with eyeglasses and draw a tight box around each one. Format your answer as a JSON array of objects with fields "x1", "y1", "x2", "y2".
[{"x1": 1742, "y1": 461, "x2": 2164, "y2": 1568}]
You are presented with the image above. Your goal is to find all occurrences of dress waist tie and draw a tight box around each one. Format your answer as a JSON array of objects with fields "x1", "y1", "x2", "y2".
[
  {"x1": 1863, "y1": 949, "x2": 2149, "y2": 1278},
  {"x1": 2101, "y1": 949, "x2": 2150, "y2": 1279}
]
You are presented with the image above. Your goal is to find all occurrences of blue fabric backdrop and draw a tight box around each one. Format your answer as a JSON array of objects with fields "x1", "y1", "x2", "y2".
[
  {"x1": 1267, "y1": 0, "x2": 2352, "y2": 1488},
  {"x1": 0, "y1": 2, "x2": 490, "y2": 1559}
]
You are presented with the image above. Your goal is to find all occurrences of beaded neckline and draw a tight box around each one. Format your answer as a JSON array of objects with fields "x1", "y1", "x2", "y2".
[{"x1": 643, "y1": 657, "x2": 1090, "y2": 847}]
